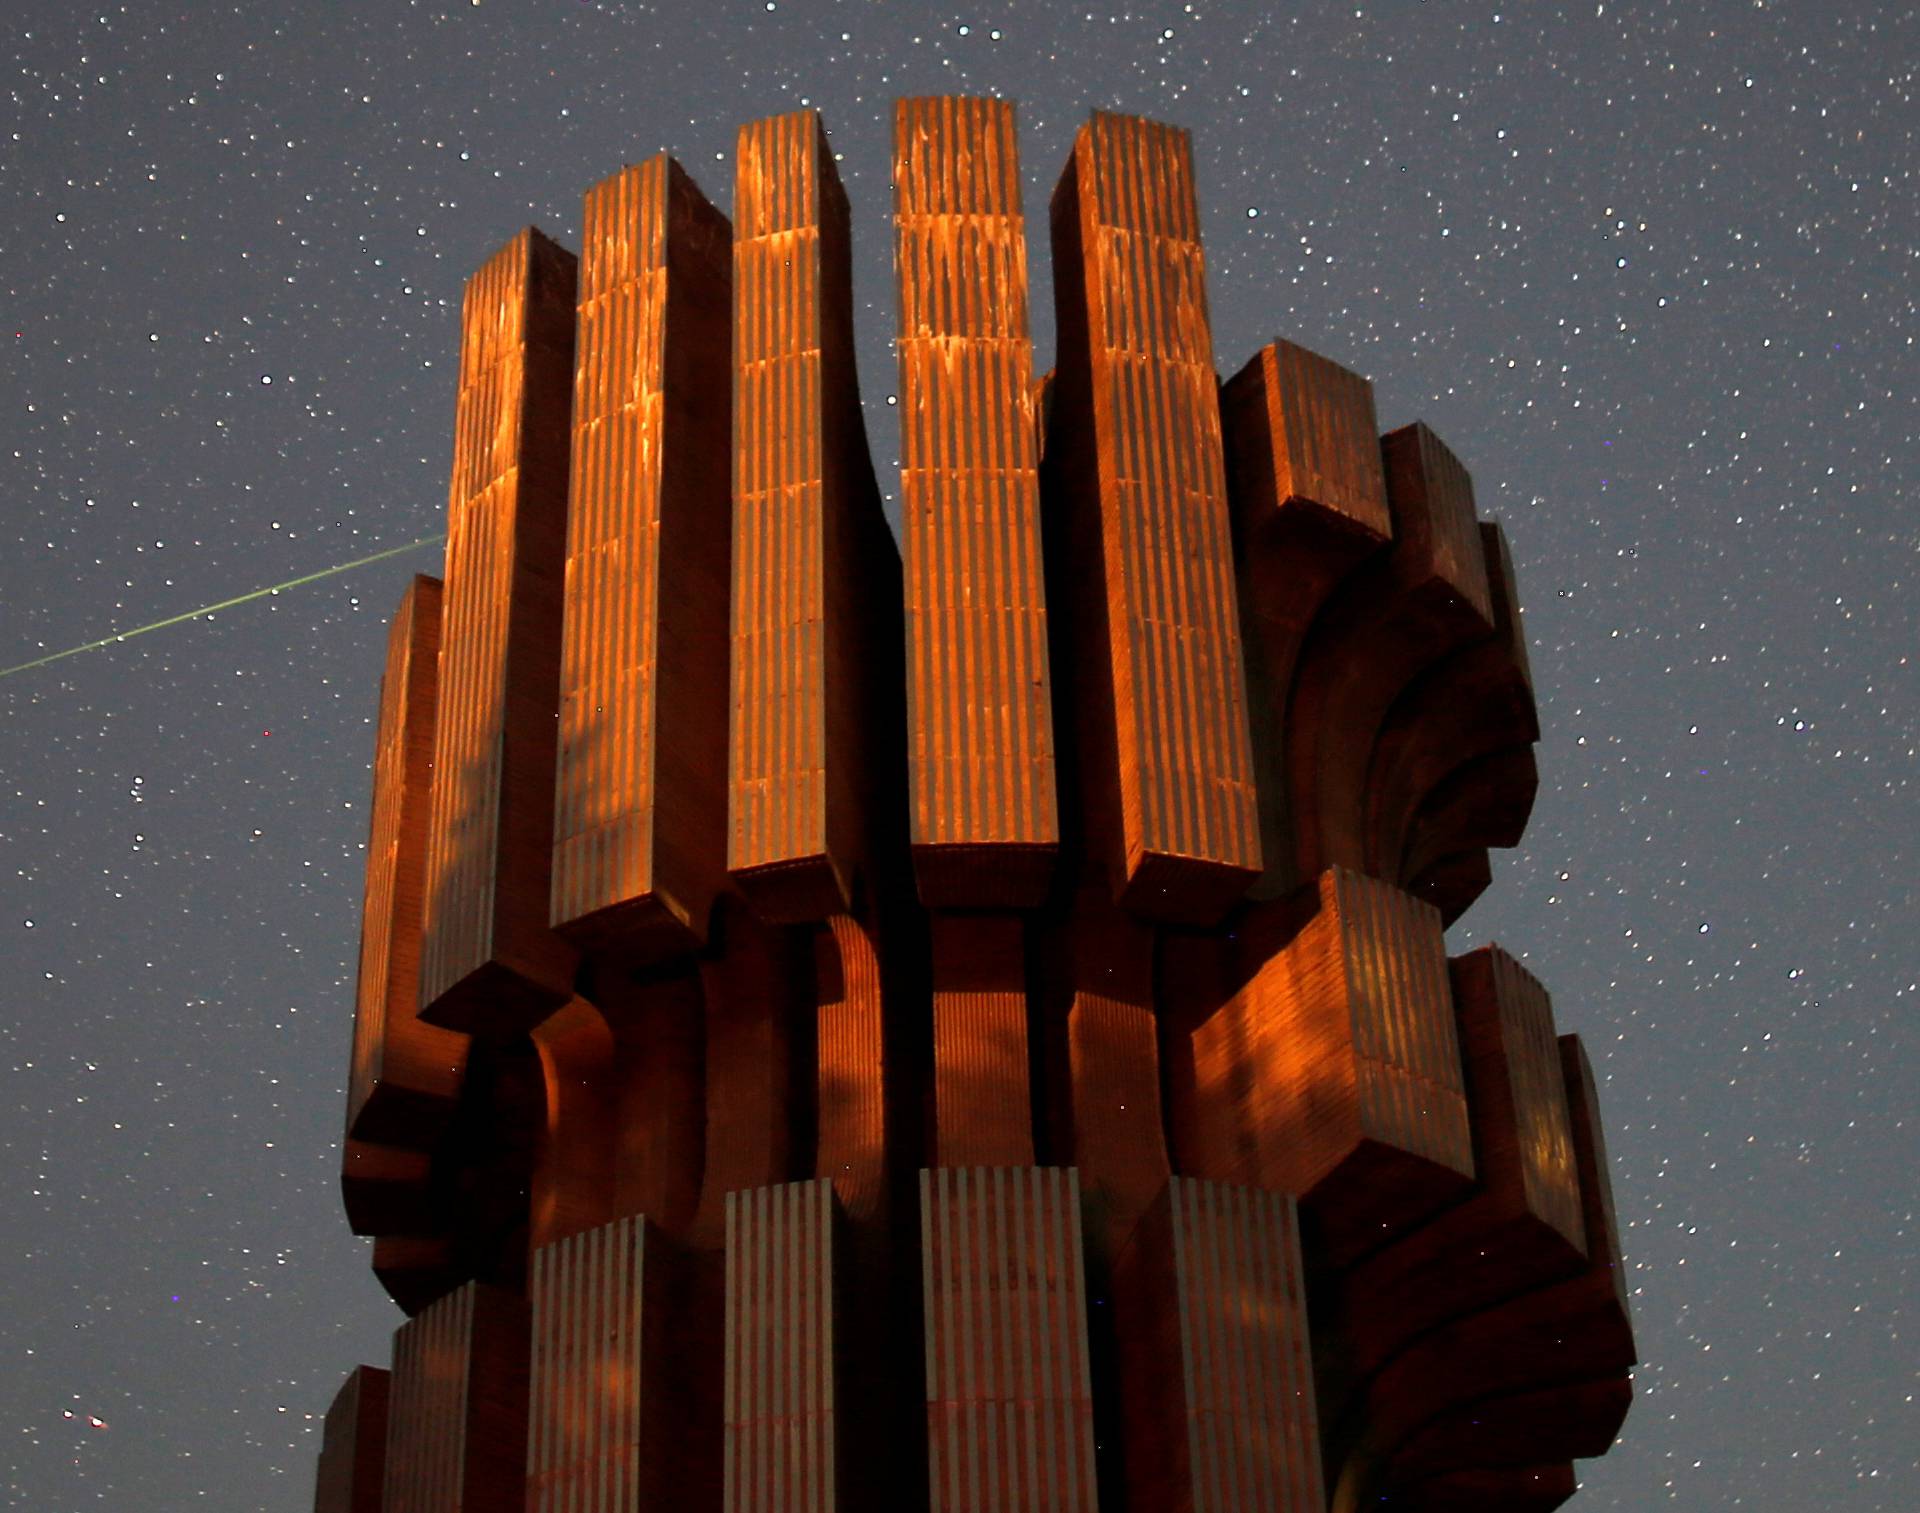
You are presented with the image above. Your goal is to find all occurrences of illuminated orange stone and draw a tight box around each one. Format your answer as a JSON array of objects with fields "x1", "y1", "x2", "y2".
[{"x1": 323, "y1": 99, "x2": 1632, "y2": 1513}]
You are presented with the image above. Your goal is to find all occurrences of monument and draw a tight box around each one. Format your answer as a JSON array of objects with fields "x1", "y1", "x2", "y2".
[{"x1": 316, "y1": 99, "x2": 1634, "y2": 1512}]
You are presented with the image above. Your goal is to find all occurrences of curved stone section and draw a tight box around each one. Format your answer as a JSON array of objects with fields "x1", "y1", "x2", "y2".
[
  {"x1": 1336, "y1": 1033, "x2": 1634, "y2": 1502},
  {"x1": 1221, "y1": 340, "x2": 1391, "y2": 903},
  {"x1": 347, "y1": 575, "x2": 464, "y2": 1148},
  {"x1": 1366, "y1": 521, "x2": 1539, "y2": 886},
  {"x1": 340, "y1": 1139, "x2": 436, "y2": 1239},
  {"x1": 1285, "y1": 421, "x2": 1493, "y2": 886}
]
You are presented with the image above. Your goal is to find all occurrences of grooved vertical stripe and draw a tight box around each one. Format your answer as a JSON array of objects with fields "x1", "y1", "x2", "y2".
[
  {"x1": 1060, "y1": 112, "x2": 1260, "y2": 903},
  {"x1": 554, "y1": 162, "x2": 667, "y2": 929},
  {"x1": 1338, "y1": 868, "x2": 1470, "y2": 1170},
  {"x1": 1167, "y1": 1179, "x2": 1324, "y2": 1512},
  {"x1": 923, "y1": 1167, "x2": 1099, "y2": 1512},
  {"x1": 385, "y1": 1285, "x2": 474, "y2": 1513},
  {"x1": 895, "y1": 97, "x2": 1057, "y2": 881},
  {"x1": 553, "y1": 155, "x2": 731, "y2": 952},
  {"x1": 529, "y1": 1216, "x2": 650, "y2": 1512},
  {"x1": 730, "y1": 111, "x2": 847, "y2": 891},
  {"x1": 419, "y1": 228, "x2": 576, "y2": 1015},
  {"x1": 348, "y1": 576, "x2": 463, "y2": 1142},
  {"x1": 930, "y1": 914, "x2": 1034, "y2": 1168},
  {"x1": 1477, "y1": 951, "x2": 1587, "y2": 1253},
  {"x1": 725, "y1": 1181, "x2": 837, "y2": 1513}
]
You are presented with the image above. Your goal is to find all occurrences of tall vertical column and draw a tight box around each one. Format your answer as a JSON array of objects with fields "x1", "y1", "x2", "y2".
[
  {"x1": 895, "y1": 95, "x2": 1054, "y2": 1170},
  {"x1": 921, "y1": 1166, "x2": 1100, "y2": 1512},
  {"x1": 724, "y1": 1180, "x2": 842, "y2": 1512},
  {"x1": 552, "y1": 155, "x2": 733, "y2": 967},
  {"x1": 419, "y1": 228, "x2": 580, "y2": 1039},
  {"x1": 529, "y1": 1215, "x2": 712, "y2": 1511},
  {"x1": 729, "y1": 109, "x2": 901, "y2": 925},
  {"x1": 348, "y1": 575, "x2": 463, "y2": 1147},
  {"x1": 343, "y1": 580, "x2": 459, "y2": 1252},
  {"x1": 383, "y1": 1282, "x2": 530, "y2": 1513},
  {"x1": 1047, "y1": 111, "x2": 1261, "y2": 926},
  {"x1": 1113, "y1": 1180, "x2": 1325, "y2": 1512},
  {"x1": 895, "y1": 94, "x2": 1057, "y2": 909}
]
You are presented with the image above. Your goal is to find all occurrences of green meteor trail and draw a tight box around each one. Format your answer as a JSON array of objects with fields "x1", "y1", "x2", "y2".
[{"x1": 1, "y1": 534, "x2": 446, "y2": 679}]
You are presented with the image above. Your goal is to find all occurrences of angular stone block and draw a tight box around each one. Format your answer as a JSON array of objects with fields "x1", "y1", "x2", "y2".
[
  {"x1": 1335, "y1": 945, "x2": 1587, "y2": 1376},
  {"x1": 529, "y1": 1215, "x2": 711, "y2": 1511},
  {"x1": 1058, "y1": 878, "x2": 1170, "y2": 1253},
  {"x1": 1190, "y1": 868, "x2": 1473, "y2": 1265},
  {"x1": 1351, "y1": 1034, "x2": 1635, "y2": 1479}
]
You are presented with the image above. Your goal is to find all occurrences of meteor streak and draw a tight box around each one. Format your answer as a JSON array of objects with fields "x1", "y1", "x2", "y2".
[{"x1": 1, "y1": 534, "x2": 445, "y2": 679}]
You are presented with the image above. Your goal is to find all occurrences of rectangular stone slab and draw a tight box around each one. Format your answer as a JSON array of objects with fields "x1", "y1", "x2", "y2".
[{"x1": 1113, "y1": 1177, "x2": 1325, "y2": 1512}]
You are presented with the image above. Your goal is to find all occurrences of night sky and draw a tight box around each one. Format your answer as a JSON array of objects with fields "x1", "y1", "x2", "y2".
[{"x1": 4, "y1": 2, "x2": 1913, "y2": 1508}]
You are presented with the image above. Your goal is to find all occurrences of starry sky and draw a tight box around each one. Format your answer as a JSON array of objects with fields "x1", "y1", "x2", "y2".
[{"x1": 3, "y1": 2, "x2": 1913, "y2": 1508}]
